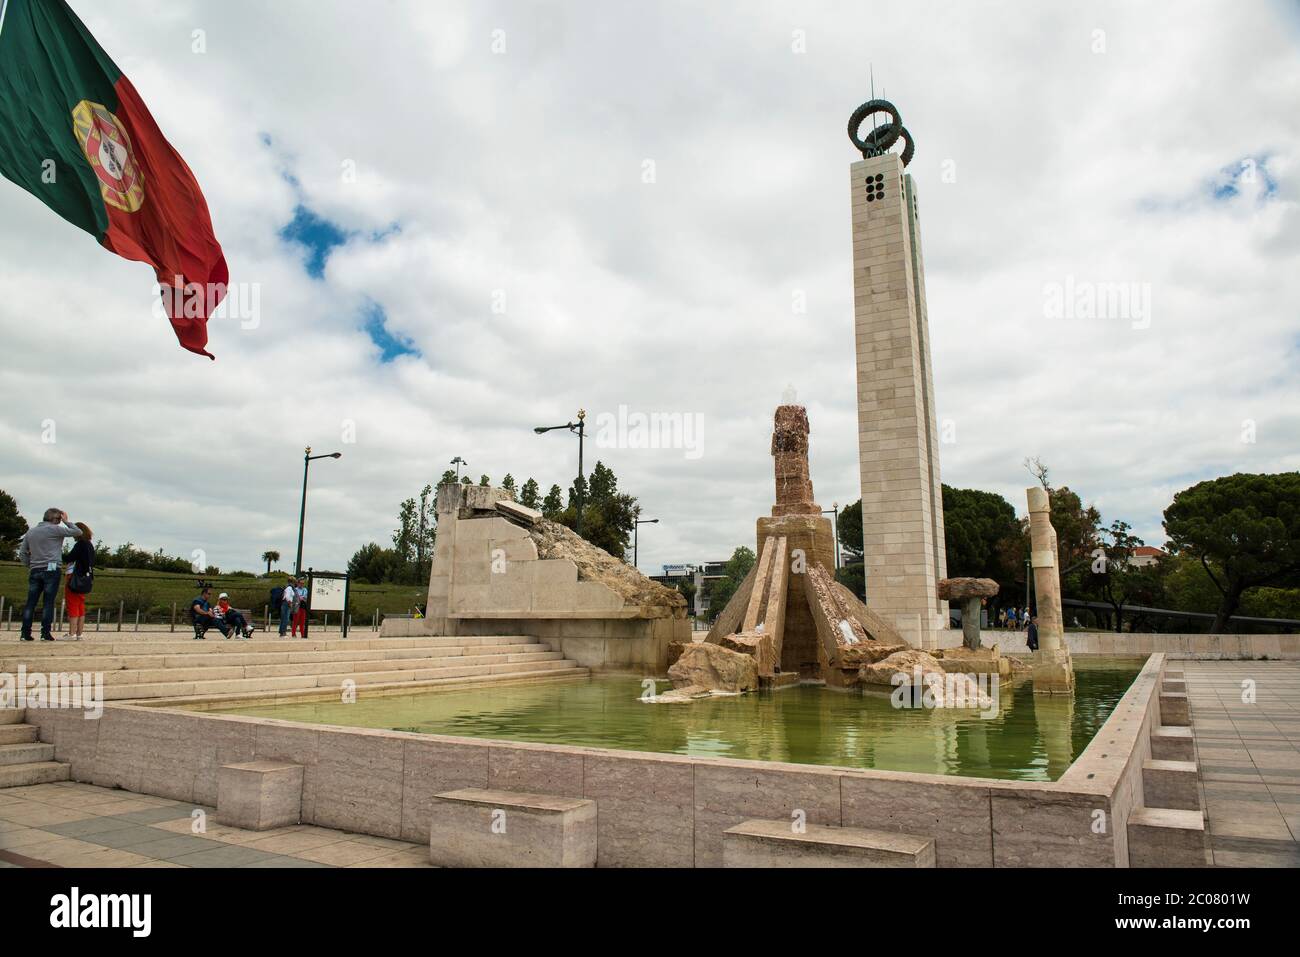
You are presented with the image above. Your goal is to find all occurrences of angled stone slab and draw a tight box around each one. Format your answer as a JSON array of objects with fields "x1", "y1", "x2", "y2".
[
  {"x1": 430, "y1": 787, "x2": 596, "y2": 868},
  {"x1": 495, "y1": 499, "x2": 543, "y2": 526},
  {"x1": 722, "y1": 818, "x2": 934, "y2": 868}
]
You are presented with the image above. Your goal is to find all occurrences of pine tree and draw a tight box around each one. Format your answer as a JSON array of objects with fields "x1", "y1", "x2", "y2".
[
  {"x1": 519, "y1": 478, "x2": 540, "y2": 509},
  {"x1": 542, "y1": 484, "x2": 564, "y2": 518}
]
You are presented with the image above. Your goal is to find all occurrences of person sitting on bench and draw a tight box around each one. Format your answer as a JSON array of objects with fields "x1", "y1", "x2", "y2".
[
  {"x1": 216, "y1": 592, "x2": 253, "y2": 639},
  {"x1": 191, "y1": 587, "x2": 231, "y2": 639}
]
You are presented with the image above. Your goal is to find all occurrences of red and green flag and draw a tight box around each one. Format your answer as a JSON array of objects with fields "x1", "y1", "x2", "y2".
[{"x1": 0, "y1": 0, "x2": 227, "y2": 358}]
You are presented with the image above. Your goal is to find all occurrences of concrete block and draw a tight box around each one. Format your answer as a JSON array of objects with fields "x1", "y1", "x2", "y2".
[
  {"x1": 722, "y1": 818, "x2": 934, "y2": 868},
  {"x1": 1159, "y1": 691, "x2": 1191, "y2": 726},
  {"x1": 1142, "y1": 759, "x2": 1201, "y2": 811},
  {"x1": 1127, "y1": 807, "x2": 1210, "y2": 867},
  {"x1": 429, "y1": 788, "x2": 597, "y2": 867},
  {"x1": 1150, "y1": 726, "x2": 1195, "y2": 762},
  {"x1": 216, "y1": 760, "x2": 304, "y2": 830}
]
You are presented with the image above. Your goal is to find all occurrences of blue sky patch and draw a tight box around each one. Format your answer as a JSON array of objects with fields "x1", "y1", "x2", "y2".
[{"x1": 362, "y1": 300, "x2": 418, "y2": 362}]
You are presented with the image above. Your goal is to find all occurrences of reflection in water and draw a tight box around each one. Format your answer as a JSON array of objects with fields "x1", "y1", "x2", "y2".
[{"x1": 206, "y1": 658, "x2": 1145, "y2": 782}]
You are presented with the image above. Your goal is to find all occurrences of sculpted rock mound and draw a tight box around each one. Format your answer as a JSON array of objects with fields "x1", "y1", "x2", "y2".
[
  {"x1": 668, "y1": 642, "x2": 759, "y2": 693},
  {"x1": 860, "y1": 649, "x2": 993, "y2": 710},
  {"x1": 528, "y1": 520, "x2": 686, "y2": 617}
]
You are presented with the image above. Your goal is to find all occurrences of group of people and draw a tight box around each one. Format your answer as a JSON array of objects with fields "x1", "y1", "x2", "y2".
[
  {"x1": 16, "y1": 508, "x2": 93, "y2": 641},
  {"x1": 996, "y1": 607, "x2": 1032, "y2": 630},
  {"x1": 14, "y1": 505, "x2": 303, "y2": 643},
  {"x1": 276, "y1": 577, "x2": 309, "y2": 638},
  {"x1": 189, "y1": 587, "x2": 255, "y2": 639}
]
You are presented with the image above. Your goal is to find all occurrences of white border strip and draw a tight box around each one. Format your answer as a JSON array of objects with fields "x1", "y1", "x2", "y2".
[{"x1": 0, "y1": 0, "x2": 9, "y2": 43}]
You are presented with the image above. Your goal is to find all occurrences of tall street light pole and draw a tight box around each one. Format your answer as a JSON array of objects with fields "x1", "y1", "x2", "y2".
[
  {"x1": 633, "y1": 515, "x2": 659, "y2": 569},
  {"x1": 295, "y1": 446, "x2": 342, "y2": 576},
  {"x1": 450, "y1": 456, "x2": 467, "y2": 482},
  {"x1": 821, "y1": 502, "x2": 840, "y2": 570},
  {"x1": 533, "y1": 409, "x2": 586, "y2": 536}
]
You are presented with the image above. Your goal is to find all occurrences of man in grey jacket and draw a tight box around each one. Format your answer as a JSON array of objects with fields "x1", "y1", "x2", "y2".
[{"x1": 17, "y1": 508, "x2": 84, "y2": 642}]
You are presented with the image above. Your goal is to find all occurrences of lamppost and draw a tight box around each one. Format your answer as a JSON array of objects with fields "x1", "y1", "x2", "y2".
[
  {"x1": 533, "y1": 410, "x2": 586, "y2": 535},
  {"x1": 821, "y1": 502, "x2": 840, "y2": 570},
  {"x1": 449, "y1": 456, "x2": 467, "y2": 482},
  {"x1": 633, "y1": 514, "x2": 659, "y2": 568},
  {"x1": 294, "y1": 446, "x2": 342, "y2": 576},
  {"x1": 1025, "y1": 557, "x2": 1033, "y2": 617}
]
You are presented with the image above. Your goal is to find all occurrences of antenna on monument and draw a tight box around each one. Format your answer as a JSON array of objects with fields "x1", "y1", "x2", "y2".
[{"x1": 869, "y1": 63, "x2": 877, "y2": 141}]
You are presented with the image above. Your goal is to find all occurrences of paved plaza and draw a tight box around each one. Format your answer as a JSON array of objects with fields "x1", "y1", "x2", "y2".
[
  {"x1": 1185, "y1": 660, "x2": 1300, "y2": 867},
  {"x1": 0, "y1": 782, "x2": 432, "y2": 869}
]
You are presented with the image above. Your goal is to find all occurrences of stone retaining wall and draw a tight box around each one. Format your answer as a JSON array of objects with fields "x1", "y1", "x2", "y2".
[{"x1": 24, "y1": 654, "x2": 1169, "y2": 867}]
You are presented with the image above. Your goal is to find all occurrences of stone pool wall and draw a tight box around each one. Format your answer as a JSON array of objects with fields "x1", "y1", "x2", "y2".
[
  {"x1": 24, "y1": 654, "x2": 1170, "y2": 867},
  {"x1": 971, "y1": 631, "x2": 1299, "y2": 660}
]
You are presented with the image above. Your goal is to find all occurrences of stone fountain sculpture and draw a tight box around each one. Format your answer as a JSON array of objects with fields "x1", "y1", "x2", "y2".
[{"x1": 668, "y1": 404, "x2": 908, "y2": 694}]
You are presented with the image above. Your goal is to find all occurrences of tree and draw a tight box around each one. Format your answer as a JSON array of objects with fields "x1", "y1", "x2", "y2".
[
  {"x1": 415, "y1": 484, "x2": 435, "y2": 583},
  {"x1": 438, "y1": 469, "x2": 457, "y2": 487},
  {"x1": 837, "y1": 500, "x2": 862, "y2": 557},
  {"x1": 941, "y1": 485, "x2": 1020, "y2": 590},
  {"x1": 461, "y1": 475, "x2": 473, "y2": 486},
  {"x1": 706, "y1": 547, "x2": 756, "y2": 621},
  {"x1": 348, "y1": 542, "x2": 402, "y2": 584},
  {"x1": 554, "y1": 463, "x2": 637, "y2": 558},
  {"x1": 1091, "y1": 520, "x2": 1161, "y2": 632},
  {"x1": 261, "y1": 550, "x2": 281, "y2": 574},
  {"x1": 542, "y1": 484, "x2": 564, "y2": 518},
  {"x1": 1164, "y1": 472, "x2": 1300, "y2": 632},
  {"x1": 393, "y1": 497, "x2": 417, "y2": 572},
  {"x1": 501, "y1": 474, "x2": 517, "y2": 494},
  {"x1": 0, "y1": 490, "x2": 28, "y2": 561},
  {"x1": 519, "y1": 478, "x2": 540, "y2": 509},
  {"x1": 1024, "y1": 456, "x2": 1051, "y2": 491},
  {"x1": 479, "y1": 474, "x2": 490, "y2": 487}
]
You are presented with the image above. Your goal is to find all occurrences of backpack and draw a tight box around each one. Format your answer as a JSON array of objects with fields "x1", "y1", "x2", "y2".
[{"x1": 270, "y1": 586, "x2": 284, "y2": 611}]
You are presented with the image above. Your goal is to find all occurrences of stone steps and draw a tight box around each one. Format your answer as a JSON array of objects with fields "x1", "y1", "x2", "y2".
[
  {"x1": 149, "y1": 664, "x2": 591, "y2": 706},
  {"x1": 0, "y1": 708, "x2": 24, "y2": 725},
  {"x1": 105, "y1": 658, "x2": 585, "y2": 700},
  {"x1": 0, "y1": 635, "x2": 538, "y2": 657},
  {"x1": 0, "y1": 760, "x2": 70, "y2": 788},
  {"x1": 93, "y1": 649, "x2": 563, "y2": 686},
  {"x1": 0, "y1": 741, "x2": 55, "y2": 766},
  {"x1": 0, "y1": 724, "x2": 39, "y2": 746},
  {"x1": 1, "y1": 633, "x2": 587, "y2": 704},
  {"x1": 0, "y1": 642, "x2": 549, "y2": 674}
]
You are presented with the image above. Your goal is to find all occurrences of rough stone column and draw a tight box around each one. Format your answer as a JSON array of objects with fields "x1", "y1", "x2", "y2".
[
  {"x1": 1027, "y1": 486, "x2": 1074, "y2": 694},
  {"x1": 758, "y1": 404, "x2": 834, "y2": 676}
]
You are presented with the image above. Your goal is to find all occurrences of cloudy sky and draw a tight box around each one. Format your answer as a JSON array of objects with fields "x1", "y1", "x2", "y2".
[{"x1": 2, "y1": 0, "x2": 1298, "y2": 577}]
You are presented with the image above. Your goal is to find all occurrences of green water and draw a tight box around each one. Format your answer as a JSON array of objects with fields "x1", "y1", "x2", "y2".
[{"x1": 206, "y1": 658, "x2": 1145, "y2": 782}]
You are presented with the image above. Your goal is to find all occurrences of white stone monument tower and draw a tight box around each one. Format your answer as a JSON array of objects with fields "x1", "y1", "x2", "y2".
[{"x1": 848, "y1": 99, "x2": 948, "y2": 649}]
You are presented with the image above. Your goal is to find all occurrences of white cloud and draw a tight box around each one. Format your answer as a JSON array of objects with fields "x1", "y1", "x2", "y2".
[{"x1": 1, "y1": 0, "x2": 1297, "y2": 576}]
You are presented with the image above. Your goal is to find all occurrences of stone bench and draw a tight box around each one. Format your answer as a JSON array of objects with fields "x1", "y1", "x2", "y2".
[
  {"x1": 216, "y1": 761, "x2": 303, "y2": 831},
  {"x1": 1158, "y1": 691, "x2": 1191, "y2": 726},
  {"x1": 1142, "y1": 759, "x2": 1201, "y2": 811},
  {"x1": 722, "y1": 819, "x2": 935, "y2": 868},
  {"x1": 429, "y1": 788, "x2": 596, "y2": 868},
  {"x1": 1151, "y1": 725, "x2": 1195, "y2": 762},
  {"x1": 1127, "y1": 807, "x2": 1210, "y2": 867}
]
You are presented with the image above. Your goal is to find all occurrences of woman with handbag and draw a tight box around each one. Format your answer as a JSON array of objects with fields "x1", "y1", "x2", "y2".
[{"x1": 63, "y1": 522, "x2": 95, "y2": 641}]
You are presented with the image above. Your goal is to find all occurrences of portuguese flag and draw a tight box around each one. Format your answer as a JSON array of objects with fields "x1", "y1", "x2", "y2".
[{"x1": 0, "y1": 0, "x2": 227, "y2": 358}]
